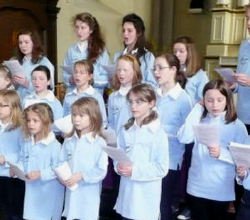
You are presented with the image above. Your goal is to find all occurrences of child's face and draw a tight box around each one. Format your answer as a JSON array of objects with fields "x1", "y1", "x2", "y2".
[
  {"x1": 18, "y1": 34, "x2": 33, "y2": 57},
  {"x1": 72, "y1": 111, "x2": 91, "y2": 135},
  {"x1": 116, "y1": 59, "x2": 134, "y2": 87},
  {"x1": 128, "y1": 92, "x2": 155, "y2": 123},
  {"x1": 0, "y1": 74, "x2": 10, "y2": 90},
  {"x1": 73, "y1": 65, "x2": 92, "y2": 88},
  {"x1": 32, "y1": 71, "x2": 50, "y2": 93},
  {"x1": 204, "y1": 89, "x2": 227, "y2": 117},
  {"x1": 75, "y1": 20, "x2": 93, "y2": 42},
  {"x1": 27, "y1": 111, "x2": 43, "y2": 137},
  {"x1": 153, "y1": 57, "x2": 176, "y2": 86},
  {"x1": 122, "y1": 22, "x2": 138, "y2": 48},
  {"x1": 0, "y1": 96, "x2": 11, "y2": 124},
  {"x1": 173, "y1": 43, "x2": 187, "y2": 65}
]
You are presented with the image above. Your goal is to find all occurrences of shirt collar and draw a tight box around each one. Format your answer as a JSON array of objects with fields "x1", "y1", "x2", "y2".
[
  {"x1": 132, "y1": 118, "x2": 161, "y2": 133},
  {"x1": 247, "y1": 38, "x2": 250, "y2": 44},
  {"x1": 73, "y1": 131, "x2": 96, "y2": 143},
  {"x1": 70, "y1": 85, "x2": 95, "y2": 96},
  {"x1": 77, "y1": 41, "x2": 88, "y2": 53},
  {"x1": 207, "y1": 111, "x2": 226, "y2": 123},
  {"x1": 156, "y1": 83, "x2": 183, "y2": 100},
  {"x1": 27, "y1": 91, "x2": 55, "y2": 102},
  {"x1": 23, "y1": 56, "x2": 31, "y2": 62},
  {"x1": 31, "y1": 131, "x2": 55, "y2": 146},
  {"x1": 0, "y1": 121, "x2": 10, "y2": 133},
  {"x1": 118, "y1": 85, "x2": 131, "y2": 96},
  {"x1": 123, "y1": 47, "x2": 138, "y2": 55}
]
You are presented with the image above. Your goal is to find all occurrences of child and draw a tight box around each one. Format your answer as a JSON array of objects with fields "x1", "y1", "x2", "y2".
[
  {"x1": 59, "y1": 97, "x2": 108, "y2": 220},
  {"x1": 63, "y1": 60, "x2": 107, "y2": 127},
  {"x1": 14, "y1": 29, "x2": 54, "y2": 99},
  {"x1": 113, "y1": 13, "x2": 157, "y2": 88},
  {"x1": 178, "y1": 79, "x2": 248, "y2": 220},
  {"x1": 15, "y1": 103, "x2": 64, "y2": 220},
  {"x1": 63, "y1": 12, "x2": 109, "y2": 94},
  {"x1": 0, "y1": 90, "x2": 24, "y2": 220},
  {"x1": 108, "y1": 54, "x2": 142, "y2": 134},
  {"x1": 22, "y1": 65, "x2": 63, "y2": 120},
  {"x1": 114, "y1": 84, "x2": 169, "y2": 220},
  {"x1": 153, "y1": 53, "x2": 192, "y2": 220},
  {"x1": 0, "y1": 65, "x2": 14, "y2": 90}
]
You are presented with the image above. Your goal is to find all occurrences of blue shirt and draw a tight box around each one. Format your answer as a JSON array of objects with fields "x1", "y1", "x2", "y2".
[
  {"x1": 60, "y1": 132, "x2": 108, "y2": 220},
  {"x1": 62, "y1": 85, "x2": 107, "y2": 128},
  {"x1": 178, "y1": 104, "x2": 248, "y2": 201},
  {"x1": 156, "y1": 83, "x2": 192, "y2": 170},
  {"x1": 18, "y1": 56, "x2": 54, "y2": 99},
  {"x1": 23, "y1": 91, "x2": 63, "y2": 120},
  {"x1": 18, "y1": 132, "x2": 64, "y2": 220},
  {"x1": 235, "y1": 39, "x2": 250, "y2": 124},
  {"x1": 185, "y1": 69, "x2": 208, "y2": 105},
  {"x1": 114, "y1": 119, "x2": 169, "y2": 220},
  {"x1": 113, "y1": 48, "x2": 157, "y2": 88},
  {"x1": 63, "y1": 43, "x2": 110, "y2": 92}
]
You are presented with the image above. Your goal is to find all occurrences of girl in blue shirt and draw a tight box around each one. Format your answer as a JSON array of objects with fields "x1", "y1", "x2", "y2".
[
  {"x1": 14, "y1": 29, "x2": 54, "y2": 99},
  {"x1": 13, "y1": 103, "x2": 64, "y2": 220},
  {"x1": 113, "y1": 13, "x2": 157, "y2": 88},
  {"x1": 0, "y1": 90, "x2": 24, "y2": 220},
  {"x1": 63, "y1": 12, "x2": 109, "y2": 94},
  {"x1": 59, "y1": 97, "x2": 108, "y2": 220},
  {"x1": 153, "y1": 53, "x2": 192, "y2": 220},
  {"x1": 114, "y1": 84, "x2": 169, "y2": 220},
  {"x1": 108, "y1": 54, "x2": 142, "y2": 134},
  {"x1": 22, "y1": 65, "x2": 63, "y2": 121},
  {"x1": 178, "y1": 79, "x2": 248, "y2": 220}
]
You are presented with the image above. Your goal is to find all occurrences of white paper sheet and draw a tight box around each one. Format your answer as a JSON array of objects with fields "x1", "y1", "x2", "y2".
[
  {"x1": 102, "y1": 64, "x2": 116, "y2": 76},
  {"x1": 59, "y1": 65, "x2": 74, "y2": 75},
  {"x1": 102, "y1": 146, "x2": 132, "y2": 165},
  {"x1": 102, "y1": 128, "x2": 117, "y2": 147},
  {"x1": 3, "y1": 60, "x2": 25, "y2": 76},
  {"x1": 215, "y1": 68, "x2": 236, "y2": 83},
  {"x1": 228, "y1": 142, "x2": 250, "y2": 168},
  {"x1": 54, "y1": 162, "x2": 78, "y2": 191},
  {"x1": 52, "y1": 114, "x2": 73, "y2": 134},
  {"x1": 193, "y1": 124, "x2": 219, "y2": 146},
  {"x1": 6, "y1": 161, "x2": 30, "y2": 182}
]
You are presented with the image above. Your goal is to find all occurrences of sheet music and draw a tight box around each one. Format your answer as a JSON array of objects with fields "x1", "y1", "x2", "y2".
[
  {"x1": 215, "y1": 68, "x2": 236, "y2": 83},
  {"x1": 193, "y1": 124, "x2": 219, "y2": 146},
  {"x1": 102, "y1": 146, "x2": 132, "y2": 165},
  {"x1": 6, "y1": 161, "x2": 30, "y2": 182},
  {"x1": 102, "y1": 128, "x2": 117, "y2": 147},
  {"x1": 52, "y1": 114, "x2": 73, "y2": 134},
  {"x1": 228, "y1": 142, "x2": 250, "y2": 168},
  {"x1": 3, "y1": 60, "x2": 25, "y2": 76},
  {"x1": 54, "y1": 161, "x2": 78, "y2": 191},
  {"x1": 59, "y1": 65, "x2": 74, "y2": 75}
]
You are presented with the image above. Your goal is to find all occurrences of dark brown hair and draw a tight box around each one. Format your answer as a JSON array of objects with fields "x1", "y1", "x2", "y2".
[
  {"x1": 72, "y1": 13, "x2": 105, "y2": 64},
  {"x1": 202, "y1": 79, "x2": 237, "y2": 124},
  {"x1": 124, "y1": 84, "x2": 157, "y2": 130},
  {"x1": 16, "y1": 29, "x2": 44, "y2": 64}
]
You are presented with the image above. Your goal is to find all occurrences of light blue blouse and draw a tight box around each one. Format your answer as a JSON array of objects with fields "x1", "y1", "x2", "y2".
[
  {"x1": 113, "y1": 49, "x2": 157, "y2": 88},
  {"x1": 18, "y1": 132, "x2": 64, "y2": 220},
  {"x1": 60, "y1": 132, "x2": 108, "y2": 220},
  {"x1": 156, "y1": 83, "x2": 192, "y2": 170},
  {"x1": 63, "y1": 43, "x2": 110, "y2": 92},
  {"x1": 235, "y1": 39, "x2": 250, "y2": 124},
  {"x1": 17, "y1": 56, "x2": 54, "y2": 99},
  {"x1": 114, "y1": 119, "x2": 169, "y2": 220},
  {"x1": 178, "y1": 104, "x2": 248, "y2": 201}
]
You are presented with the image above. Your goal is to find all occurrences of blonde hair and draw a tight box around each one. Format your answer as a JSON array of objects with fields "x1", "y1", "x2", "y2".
[
  {"x1": 74, "y1": 60, "x2": 94, "y2": 85},
  {"x1": 68, "y1": 97, "x2": 103, "y2": 138},
  {"x1": 21, "y1": 103, "x2": 54, "y2": 140},
  {"x1": 124, "y1": 84, "x2": 157, "y2": 130},
  {"x1": 0, "y1": 66, "x2": 12, "y2": 89},
  {"x1": 112, "y1": 54, "x2": 142, "y2": 91},
  {"x1": 0, "y1": 90, "x2": 22, "y2": 131}
]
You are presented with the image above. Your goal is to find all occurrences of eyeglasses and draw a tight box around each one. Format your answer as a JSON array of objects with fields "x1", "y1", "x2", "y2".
[
  {"x1": 127, "y1": 99, "x2": 146, "y2": 106},
  {"x1": 0, "y1": 104, "x2": 10, "y2": 108},
  {"x1": 151, "y1": 66, "x2": 170, "y2": 73}
]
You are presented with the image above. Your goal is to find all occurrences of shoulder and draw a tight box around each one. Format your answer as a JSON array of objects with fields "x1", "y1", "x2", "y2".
[{"x1": 113, "y1": 50, "x2": 123, "y2": 61}]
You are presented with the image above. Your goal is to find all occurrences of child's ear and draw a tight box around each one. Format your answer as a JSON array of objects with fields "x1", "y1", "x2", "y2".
[
  {"x1": 47, "y1": 80, "x2": 51, "y2": 86},
  {"x1": 149, "y1": 100, "x2": 155, "y2": 109}
]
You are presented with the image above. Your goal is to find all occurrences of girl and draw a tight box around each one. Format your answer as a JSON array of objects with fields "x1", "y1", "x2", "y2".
[
  {"x1": 63, "y1": 60, "x2": 107, "y2": 127},
  {"x1": 22, "y1": 65, "x2": 63, "y2": 120},
  {"x1": 113, "y1": 13, "x2": 157, "y2": 88},
  {"x1": 63, "y1": 12, "x2": 109, "y2": 94},
  {"x1": 114, "y1": 84, "x2": 169, "y2": 220},
  {"x1": 0, "y1": 65, "x2": 14, "y2": 90},
  {"x1": 178, "y1": 79, "x2": 248, "y2": 220},
  {"x1": 0, "y1": 90, "x2": 24, "y2": 220},
  {"x1": 13, "y1": 29, "x2": 54, "y2": 99},
  {"x1": 15, "y1": 103, "x2": 64, "y2": 220},
  {"x1": 59, "y1": 97, "x2": 108, "y2": 220},
  {"x1": 153, "y1": 53, "x2": 192, "y2": 220},
  {"x1": 108, "y1": 54, "x2": 142, "y2": 134},
  {"x1": 173, "y1": 36, "x2": 208, "y2": 105}
]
